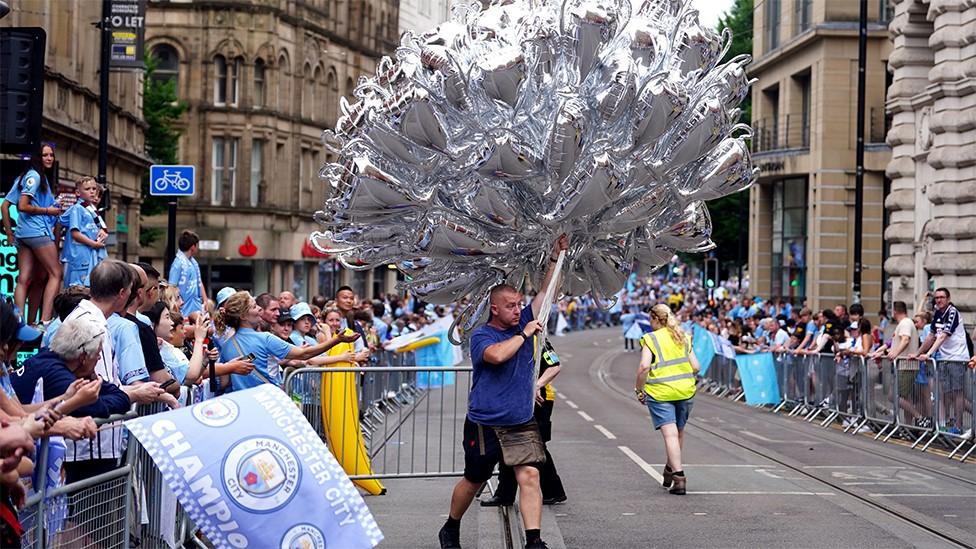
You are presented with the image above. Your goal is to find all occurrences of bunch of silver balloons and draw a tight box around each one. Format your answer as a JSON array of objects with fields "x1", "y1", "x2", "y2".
[{"x1": 314, "y1": 0, "x2": 757, "y2": 338}]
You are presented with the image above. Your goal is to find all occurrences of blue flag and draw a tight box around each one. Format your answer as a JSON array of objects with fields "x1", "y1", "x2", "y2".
[
  {"x1": 691, "y1": 325, "x2": 716, "y2": 376},
  {"x1": 415, "y1": 329, "x2": 458, "y2": 388},
  {"x1": 125, "y1": 385, "x2": 383, "y2": 549},
  {"x1": 734, "y1": 353, "x2": 781, "y2": 405}
]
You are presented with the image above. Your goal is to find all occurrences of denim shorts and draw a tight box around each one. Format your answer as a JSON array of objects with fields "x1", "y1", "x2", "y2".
[
  {"x1": 18, "y1": 235, "x2": 54, "y2": 249},
  {"x1": 645, "y1": 396, "x2": 694, "y2": 430}
]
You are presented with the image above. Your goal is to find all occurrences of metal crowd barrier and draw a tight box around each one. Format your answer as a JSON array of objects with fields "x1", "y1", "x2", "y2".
[
  {"x1": 284, "y1": 364, "x2": 473, "y2": 479},
  {"x1": 19, "y1": 394, "x2": 206, "y2": 549},
  {"x1": 20, "y1": 411, "x2": 138, "y2": 549},
  {"x1": 742, "y1": 352, "x2": 975, "y2": 461},
  {"x1": 701, "y1": 355, "x2": 741, "y2": 400}
]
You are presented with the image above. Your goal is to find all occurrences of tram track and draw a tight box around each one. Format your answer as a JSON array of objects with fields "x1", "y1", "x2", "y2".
[{"x1": 591, "y1": 347, "x2": 976, "y2": 549}]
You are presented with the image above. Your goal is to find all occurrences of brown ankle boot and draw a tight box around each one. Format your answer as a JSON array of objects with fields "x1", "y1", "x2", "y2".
[
  {"x1": 662, "y1": 465, "x2": 674, "y2": 488},
  {"x1": 669, "y1": 473, "x2": 686, "y2": 495}
]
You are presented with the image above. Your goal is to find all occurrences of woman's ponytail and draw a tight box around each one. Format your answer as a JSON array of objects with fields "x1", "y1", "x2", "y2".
[{"x1": 651, "y1": 304, "x2": 687, "y2": 350}]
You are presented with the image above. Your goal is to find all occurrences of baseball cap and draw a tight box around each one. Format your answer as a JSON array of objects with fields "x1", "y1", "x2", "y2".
[
  {"x1": 849, "y1": 321, "x2": 859, "y2": 331},
  {"x1": 0, "y1": 300, "x2": 41, "y2": 343},
  {"x1": 288, "y1": 302, "x2": 315, "y2": 323},
  {"x1": 216, "y1": 287, "x2": 237, "y2": 307}
]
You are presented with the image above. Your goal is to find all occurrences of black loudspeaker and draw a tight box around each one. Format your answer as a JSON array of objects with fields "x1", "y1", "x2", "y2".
[{"x1": 0, "y1": 28, "x2": 46, "y2": 155}]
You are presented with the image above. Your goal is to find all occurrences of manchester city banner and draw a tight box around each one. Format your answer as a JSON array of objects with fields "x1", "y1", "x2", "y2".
[
  {"x1": 734, "y1": 352, "x2": 781, "y2": 406},
  {"x1": 125, "y1": 385, "x2": 383, "y2": 548}
]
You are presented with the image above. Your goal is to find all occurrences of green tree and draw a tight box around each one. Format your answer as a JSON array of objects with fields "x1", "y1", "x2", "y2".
[
  {"x1": 704, "y1": 0, "x2": 753, "y2": 274},
  {"x1": 141, "y1": 52, "x2": 187, "y2": 246}
]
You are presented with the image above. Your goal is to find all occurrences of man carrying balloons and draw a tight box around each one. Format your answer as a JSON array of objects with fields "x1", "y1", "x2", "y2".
[{"x1": 439, "y1": 235, "x2": 569, "y2": 549}]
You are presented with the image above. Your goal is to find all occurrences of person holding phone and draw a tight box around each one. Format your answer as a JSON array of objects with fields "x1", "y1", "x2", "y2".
[{"x1": 215, "y1": 291, "x2": 360, "y2": 391}]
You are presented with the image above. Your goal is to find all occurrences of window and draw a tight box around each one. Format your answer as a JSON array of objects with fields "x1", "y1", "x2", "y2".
[
  {"x1": 230, "y1": 57, "x2": 242, "y2": 105},
  {"x1": 211, "y1": 137, "x2": 239, "y2": 205},
  {"x1": 278, "y1": 53, "x2": 291, "y2": 113},
  {"x1": 250, "y1": 140, "x2": 264, "y2": 207},
  {"x1": 795, "y1": 0, "x2": 812, "y2": 34},
  {"x1": 880, "y1": 0, "x2": 895, "y2": 23},
  {"x1": 254, "y1": 59, "x2": 266, "y2": 108},
  {"x1": 770, "y1": 178, "x2": 807, "y2": 303},
  {"x1": 326, "y1": 70, "x2": 338, "y2": 124},
  {"x1": 765, "y1": 0, "x2": 781, "y2": 52},
  {"x1": 211, "y1": 137, "x2": 225, "y2": 203},
  {"x1": 151, "y1": 44, "x2": 180, "y2": 89},
  {"x1": 302, "y1": 65, "x2": 314, "y2": 119},
  {"x1": 214, "y1": 55, "x2": 227, "y2": 105}
]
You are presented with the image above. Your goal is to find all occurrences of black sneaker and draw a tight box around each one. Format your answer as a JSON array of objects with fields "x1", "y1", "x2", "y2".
[
  {"x1": 525, "y1": 541, "x2": 550, "y2": 549},
  {"x1": 542, "y1": 495, "x2": 567, "y2": 505},
  {"x1": 480, "y1": 495, "x2": 514, "y2": 507},
  {"x1": 438, "y1": 525, "x2": 461, "y2": 549}
]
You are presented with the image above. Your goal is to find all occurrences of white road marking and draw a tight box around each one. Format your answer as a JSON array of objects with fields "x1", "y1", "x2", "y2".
[
  {"x1": 944, "y1": 514, "x2": 958, "y2": 518},
  {"x1": 842, "y1": 481, "x2": 903, "y2": 486},
  {"x1": 565, "y1": 400, "x2": 579, "y2": 409},
  {"x1": 693, "y1": 512, "x2": 707, "y2": 516},
  {"x1": 561, "y1": 352, "x2": 574, "y2": 359},
  {"x1": 650, "y1": 464, "x2": 764, "y2": 468},
  {"x1": 594, "y1": 425, "x2": 617, "y2": 439},
  {"x1": 740, "y1": 430, "x2": 814, "y2": 444},
  {"x1": 577, "y1": 410, "x2": 594, "y2": 422},
  {"x1": 618, "y1": 445, "x2": 665, "y2": 484},
  {"x1": 868, "y1": 493, "x2": 976, "y2": 498},
  {"x1": 621, "y1": 512, "x2": 636, "y2": 516},
  {"x1": 691, "y1": 491, "x2": 835, "y2": 496},
  {"x1": 803, "y1": 465, "x2": 905, "y2": 469}
]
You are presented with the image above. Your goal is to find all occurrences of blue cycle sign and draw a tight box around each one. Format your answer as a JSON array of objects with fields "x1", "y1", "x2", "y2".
[{"x1": 150, "y1": 165, "x2": 195, "y2": 196}]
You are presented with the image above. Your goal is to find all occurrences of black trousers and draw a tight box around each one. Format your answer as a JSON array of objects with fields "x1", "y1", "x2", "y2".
[{"x1": 494, "y1": 400, "x2": 566, "y2": 502}]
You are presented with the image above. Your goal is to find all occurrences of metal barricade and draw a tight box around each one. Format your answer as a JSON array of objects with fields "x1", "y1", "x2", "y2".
[
  {"x1": 284, "y1": 366, "x2": 473, "y2": 479},
  {"x1": 20, "y1": 411, "x2": 137, "y2": 549},
  {"x1": 922, "y1": 360, "x2": 974, "y2": 455},
  {"x1": 129, "y1": 398, "x2": 198, "y2": 549},
  {"x1": 802, "y1": 353, "x2": 836, "y2": 424},
  {"x1": 825, "y1": 354, "x2": 866, "y2": 429},
  {"x1": 885, "y1": 357, "x2": 937, "y2": 445},
  {"x1": 857, "y1": 356, "x2": 897, "y2": 438},
  {"x1": 957, "y1": 365, "x2": 976, "y2": 462}
]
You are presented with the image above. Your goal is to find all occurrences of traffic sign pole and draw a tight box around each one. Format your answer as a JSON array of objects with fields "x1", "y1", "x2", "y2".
[{"x1": 165, "y1": 197, "x2": 177, "y2": 277}]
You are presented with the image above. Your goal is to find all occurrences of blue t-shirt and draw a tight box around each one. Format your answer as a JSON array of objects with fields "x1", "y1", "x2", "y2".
[
  {"x1": 160, "y1": 342, "x2": 190, "y2": 384},
  {"x1": 169, "y1": 251, "x2": 203, "y2": 315},
  {"x1": 219, "y1": 327, "x2": 293, "y2": 391},
  {"x1": 60, "y1": 203, "x2": 100, "y2": 267},
  {"x1": 14, "y1": 170, "x2": 56, "y2": 240},
  {"x1": 289, "y1": 331, "x2": 316, "y2": 347},
  {"x1": 107, "y1": 313, "x2": 149, "y2": 385},
  {"x1": 468, "y1": 305, "x2": 536, "y2": 427}
]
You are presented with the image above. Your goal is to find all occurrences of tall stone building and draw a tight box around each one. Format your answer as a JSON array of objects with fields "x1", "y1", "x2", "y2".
[
  {"x1": 399, "y1": 0, "x2": 452, "y2": 36},
  {"x1": 144, "y1": 0, "x2": 399, "y2": 300},
  {"x1": 1, "y1": 1, "x2": 149, "y2": 260},
  {"x1": 747, "y1": 0, "x2": 893, "y2": 316},
  {"x1": 885, "y1": 0, "x2": 976, "y2": 317}
]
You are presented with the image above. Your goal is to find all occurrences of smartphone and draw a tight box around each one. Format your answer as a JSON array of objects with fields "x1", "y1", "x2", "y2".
[
  {"x1": 244, "y1": 352, "x2": 257, "y2": 362},
  {"x1": 160, "y1": 379, "x2": 177, "y2": 390}
]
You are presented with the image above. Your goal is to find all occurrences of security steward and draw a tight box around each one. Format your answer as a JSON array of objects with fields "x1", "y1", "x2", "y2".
[
  {"x1": 635, "y1": 304, "x2": 700, "y2": 495},
  {"x1": 439, "y1": 234, "x2": 568, "y2": 549}
]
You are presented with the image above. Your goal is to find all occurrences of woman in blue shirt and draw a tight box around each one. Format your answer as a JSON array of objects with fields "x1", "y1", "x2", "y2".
[
  {"x1": 13, "y1": 143, "x2": 64, "y2": 326},
  {"x1": 215, "y1": 291, "x2": 360, "y2": 391}
]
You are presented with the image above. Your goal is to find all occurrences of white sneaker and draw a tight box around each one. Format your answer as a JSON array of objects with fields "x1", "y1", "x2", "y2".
[{"x1": 855, "y1": 425, "x2": 871, "y2": 435}]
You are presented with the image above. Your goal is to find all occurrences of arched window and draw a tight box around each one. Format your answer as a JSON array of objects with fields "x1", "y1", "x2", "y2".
[
  {"x1": 302, "y1": 64, "x2": 314, "y2": 119},
  {"x1": 254, "y1": 59, "x2": 266, "y2": 108},
  {"x1": 346, "y1": 76, "x2": 355, "y2": 100},
  {"x1": 214, "y1": 55, "x2": 228, "y2": 105},
  {"x1": 326, "y1": 70, "x2": 338, "y2": 125},
  {"x1": 278, "y1": 52, "x2": 291, "y2": 113},
  {"x1": 151, "y1": 44, "x2": 179, "y2": 91},
  {"x1": 230, "y1": 56, "x2": 243, "y2": 105}
]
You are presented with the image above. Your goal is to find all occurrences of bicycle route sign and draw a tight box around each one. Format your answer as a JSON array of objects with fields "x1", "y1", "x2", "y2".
[{"x1": 150, "y1": 164, "x2": 195, "y2": 196}]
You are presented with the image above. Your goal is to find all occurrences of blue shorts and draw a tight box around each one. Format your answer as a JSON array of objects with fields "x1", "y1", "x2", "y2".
[
  {"x1": 646, "y1": 396, "x2": 694, "y2": 430},
  {"x1": 18, "y1": 235, "x2": 54, "y2": 249}
]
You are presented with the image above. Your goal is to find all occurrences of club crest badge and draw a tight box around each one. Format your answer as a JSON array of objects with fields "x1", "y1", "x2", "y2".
[
  {"x1": 280, "y1": 524, "x2": 326, "y2": 549},
  {"x1": 192, "y1": 398, "x2": 240, "y2": 428},
  {"x1": 223, "y1": 437, "x2": 301, "y2": 512}
]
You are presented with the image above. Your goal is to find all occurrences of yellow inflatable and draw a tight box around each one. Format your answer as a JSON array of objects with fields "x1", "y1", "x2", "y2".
[
  {"x1": 394, "y1": 335, "x2": 440, "y2": 353},
  {"x1": 321, "y1": 330, "x2": 386, "y2": 495}
]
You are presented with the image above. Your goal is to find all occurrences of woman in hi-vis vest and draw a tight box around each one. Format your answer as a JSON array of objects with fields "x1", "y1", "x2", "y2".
[{"x1": 634, "y1": 304, "x2": 701, "y2": 495}]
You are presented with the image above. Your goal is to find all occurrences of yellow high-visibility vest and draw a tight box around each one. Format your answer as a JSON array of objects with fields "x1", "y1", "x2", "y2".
[{"x1": 640, "y1": 328, "x2": 696, "y2": 401}]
